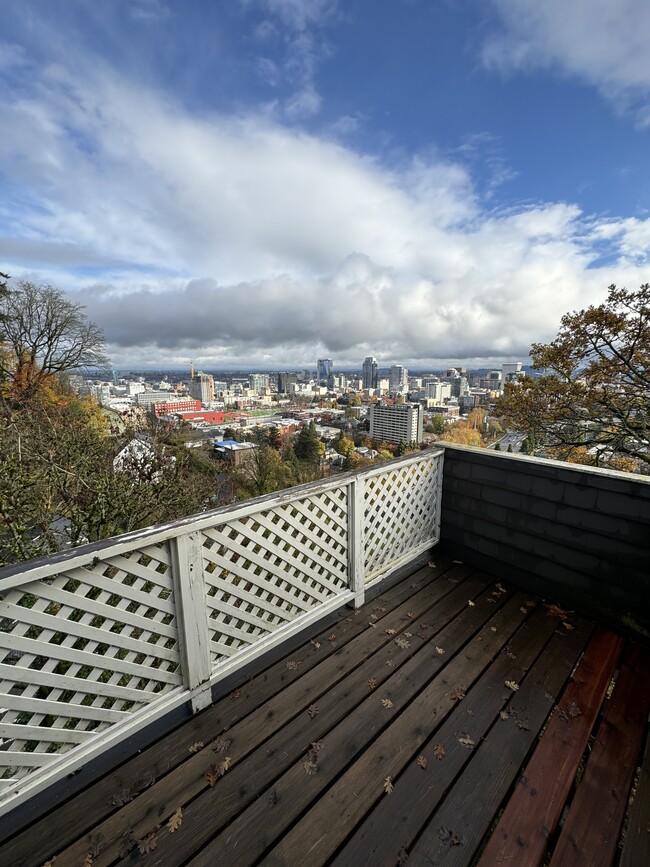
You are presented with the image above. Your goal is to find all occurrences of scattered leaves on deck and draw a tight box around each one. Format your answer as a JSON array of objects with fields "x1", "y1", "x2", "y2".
[
  {"x1": 505, "y1": 680, "x2": 520, "y2": 691},
  {"x1": 404, "y1": 631, "x2": 413, "y2": 638},
  {"x1": 381, "y1": 698, "x2": 394, "y2": 709},
  {"x1": 137, "y1": 829, "x2": 159, "y2": 855},
  {"x1": 307, "y1": 704, "x2": 319, "y2": 718},
  {"x1": 386, "y1": 628, "x2": 397, "y2": 635},
  {"x1": 417, "y1": 755, "x2": 428, "y2": 769},
  {"x1": 386, "y1": 659, "x2": 396, "y2": 668},
  {"x1": 458, "y1": 735, "x2": 475, "y2": 749},
  {"x1": 450, "y1": 687, "x2": 466, "y2": 702},
  {"x1": 368, "y1": 677, "x2": 379, "y2": 690},
  {"x1": 435, "y1": 646, "x2": 445, "y2": 655},
  {"x1": 504, "y1": 645, "x2": 517, "y2": 659},
  {"x1": 438, "y1": 827, "x2": 463, "y2": 846},
  {"x1": 286, "y1": 660, "x2": 299, "y2": 670},
  {"x1": 311, "y1": 639, "x2": 321, "y2": 649},
  {"x1": 384, "y1": 776, "x2": 394, "y2": 794},
  {"x1": 558, "y1": 701, "x2": 582, "y2": 721},
  {"x1": 303, "y1": 759, "x2": 318, "y2": 775},
  {"x1": 206, "y1": 759, "x2": 231, "y2": 786},
  {"x1": 467, "y1": 600, "x2": 476, "y2": 607},
  {"x1": 303, "y1": 741, "x2": 323, "y2": 775},
  {"x1": 328, "y1": 634, "x2": 337, "y2": 642},
  {"x1": 544, "y1": 603, "x2": 570, "y2": 620},
  {"x1": 167, "y1": 807, "x2": 183, "y2": 833},
  {"x1": 229, "y1": 689, "x2": 241, "y2": 700},
  {"x1": 428, "y1": 560, "x2": 436, "y2": 568},
  {"x1": 499, "y1": 709, "x2": 511, "y2": 721},
  {"x1": 395, "y1": 638, "x2": 410, "y2": 649},
  {"x1": 433, "y1": 743, "x2": 446, "y2": 760},
  {"x1": 188, "y1": 741, "x2": 204, "y2": 753},
  {"x1": 213, "y1": 736, "x2": 231, "y2": 753}
]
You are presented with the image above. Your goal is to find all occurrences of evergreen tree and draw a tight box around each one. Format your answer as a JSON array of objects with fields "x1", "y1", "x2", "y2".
[{"x1": 294, "y1": 421, "x2": 321, "y2": 464}]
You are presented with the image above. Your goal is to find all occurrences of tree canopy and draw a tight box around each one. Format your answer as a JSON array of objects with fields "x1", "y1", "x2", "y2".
[
  {"x1": 496, "y1": 283, "x2": 650, "y2": 471},
  {"x1": 0, "y1": 280, "x2": 109, "y2": 405}
]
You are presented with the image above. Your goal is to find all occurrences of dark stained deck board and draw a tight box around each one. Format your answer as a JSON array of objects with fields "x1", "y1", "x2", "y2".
[
  {"x1": 549, "y1": 643, "x2": 650, "y2": 867},
  {"x1": 1, "y1": 556, "x2": 460, "y2": 867},
  {"x1": 125, "y1": 574, "x2": 509, "y2": 865},
  {"x1": 475, "y1": 628, "x2": 625, "y2": 867},
  {"x1": 0, "y1": 557, "x2": 648, "y2": 867},
  {"x1": 329, "y1": 608, "x2": 592, "y2": 867},
  {"x1": 619, "y1": 723, "x2": 650, "y2": 867},
  {"x1": 188, "y1": 588, "x2": 530, "y2": 867}
]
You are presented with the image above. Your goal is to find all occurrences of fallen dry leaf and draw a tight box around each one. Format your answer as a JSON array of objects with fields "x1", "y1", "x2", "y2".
[
  {"x1": 137, "y1": 831, "x2": 159, "y2": 855},
  {"x1": 307, "y1": 704, "x2": 319, "y2": 718},
  {"x1": 206, "y1": 764, "x2": 219, "y2": 787},
  {"x1": 438, "y1": 828, "x2": 463, "y2": 846},
  {"x1": 563, "y1": 621, "x2": 574, "y2": 631},
  {"x1": 407, "y1": 612, "x2": 415, "y2": 618},
  {"x1": 395, "y1": 638, "x2": 410, "y2": 649},
  {"x1": 520, "y1": 606, "x2": 528, "y2": 614},
  {"x1": 468, "y1": 600, "x2": 476, "y2": 607},
  {"x1": 450, "y1": 687, "x2": 466, "y2": 702},
  {"x1": 435, "y1": 646, "x2": 445, "y2": 655},
  {"x1": 505, "y1": 680, "x2": 519, "y2": 691},
  {"x1": 82, "y1": 856, "x2": 94, "y2": 867},
  {"x1": 404, "y1": 631, "x2": 413, "y2": 638},
  {"x1": 417, "y1": 755, "x2": 428, "y2": 769},
  {"x1": 383, "y1": 776, "x2": 394, "y2": 794},
  {"x1": 386, "y1": 659, "x2": 396, "y2": 668},
  {"x1": 486, "y1": 597, "x2": 496, "y2": 604},
  {"x1": 328, "y1": 634, "x2": 337, "y2": 642},
  {"x1": 496, "y1": 582, "x2": 506, "y2": 594},
  {"x1": 428, "y1": 560, "x2": 436, "y2": 568},
  {"x1": 229, "y1": 689, "x2": 241, "y2": 700},
  {"x1": 544, "y1": 603, "x2": 570, "y2": 620},
  {"x1": 311, "y1": 639, "x2": 321, "y2": 649},
  {"x1": 433, "y1": 743, "x2": 446, "y2": 760},
  {"x1": 303, "y1": 759, "x2": 318, "y2": 776},
  {"x1": 368, "y1": 621, "x2": 377, "y2": 628},
  {"x1": 458, "y1": 735, "x2": 475, "y2": 749},
  {"x1": 167, "y1": 807, "x2": 183, "y2": 833},
  {"x1": 452, "y1": 559, "x2": 463, "y2": 564},
  {"x1": 188, "y1": 741, "x2": 204, "y2": 753},
  {"x1": 397, "y1": 844, "x2": 409, "y2": 865},
  {"x1": 386, "y1": 628, "x2": 397, "y2": 636},
  {"x1": 490, "y1": 626, "x2": 497, "y2": 632},
  {"x1": 286, "y1": 660, "x2": 299, "y2": 671},
  {"x1": 368, "y1": 677, "x2": 378, "y2": 690},
  {"x1": 219, "y1": 757, "x2": 232, "y2": 776},
  {"x1": 499, "y1": 709, "x2": 511, "y2": 720},
  {"x1": 381, "y1": 698, "x2": 394, "y2": 709},
  {"x1": 212, "y1": 736, "x2": 231, "y2": 753}
]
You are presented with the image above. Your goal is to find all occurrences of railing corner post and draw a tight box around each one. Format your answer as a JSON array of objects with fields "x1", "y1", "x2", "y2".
[
  {"x1": 347, "y1": 477, "x2": 365, "y2": 608},
  {"x1": 170, "y1": 531, "x2": 213, "y2": 714}
]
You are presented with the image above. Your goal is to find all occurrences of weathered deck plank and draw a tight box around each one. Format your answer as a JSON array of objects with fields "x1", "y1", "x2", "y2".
[
  {"x1": 0, "y1": 557, "x2": 647, "y2": 867},
  {"x1": 475, "y1": 628, "x2": 624, "y2": 867},
  {"x1": 549, "y1": 643, "x2": 650, "y2": 867}
]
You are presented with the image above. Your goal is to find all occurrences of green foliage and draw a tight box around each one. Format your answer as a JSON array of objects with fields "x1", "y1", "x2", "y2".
[
  {"x1": 496, "y1": 283, "x2": 650, "y2": 471},
  {"x1": 293, "y1": 421, "x2": 322, "y2": 464}
]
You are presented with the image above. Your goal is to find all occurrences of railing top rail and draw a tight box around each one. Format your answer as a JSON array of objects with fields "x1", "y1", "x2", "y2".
[{"x1": 0, "y1": 448, "x2": 444, "y2": 591}]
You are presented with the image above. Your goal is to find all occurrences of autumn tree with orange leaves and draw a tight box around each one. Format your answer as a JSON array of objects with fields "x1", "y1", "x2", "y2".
[{"x1": 496, "y1": 284, "x2": 650, "y2": 472}]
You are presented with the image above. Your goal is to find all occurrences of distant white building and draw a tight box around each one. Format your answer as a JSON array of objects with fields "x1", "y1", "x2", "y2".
[
  {"x1": 389, "y1": 365, "x2": 409, "y2": 394},
  {"x1": 369, "y1": 403, "x2": 423, "y2": 444}
]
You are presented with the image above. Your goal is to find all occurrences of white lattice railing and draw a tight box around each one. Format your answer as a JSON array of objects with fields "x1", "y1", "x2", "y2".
[{"x1": 0, "y1": 449, "x2": 443, "y2": 813}]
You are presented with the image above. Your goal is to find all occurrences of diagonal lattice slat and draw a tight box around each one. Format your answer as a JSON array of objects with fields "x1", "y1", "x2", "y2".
[
  {"x1": 201, "y1": 487, "x2": 349, "y2": 663},
  {"x1": 363, "y1": 456, "x2": 440, "y2": 581},
  {"x1": 0, "y1": 544, "x2": 182, "y2": 784}
]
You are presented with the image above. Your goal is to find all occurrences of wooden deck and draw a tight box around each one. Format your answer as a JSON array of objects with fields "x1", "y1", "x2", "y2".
[{"x1": 1, "y1": 554, "x2": 649, "y2": 867}]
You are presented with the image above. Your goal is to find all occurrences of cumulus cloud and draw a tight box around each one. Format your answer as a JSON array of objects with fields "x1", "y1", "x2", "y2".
[
  {"x1": 1, "y1": 23, "x2": 649, "y2": 369},
  {"x1": 483, "y1": 0, "x2": 650, "y2": 126}
]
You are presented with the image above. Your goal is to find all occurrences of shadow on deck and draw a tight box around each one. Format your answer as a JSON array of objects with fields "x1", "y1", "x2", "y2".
[{"x1": 2, "y1": 552, "x2": 648, "y2": 867}]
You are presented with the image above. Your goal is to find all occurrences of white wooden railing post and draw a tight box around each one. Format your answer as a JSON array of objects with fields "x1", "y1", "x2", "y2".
[
  {"x1": 169, "y1": 531, "x2": 213, "y2": 713},
  {"x1": 347, "y1": 477, "x2": 365, "y2": 608}
]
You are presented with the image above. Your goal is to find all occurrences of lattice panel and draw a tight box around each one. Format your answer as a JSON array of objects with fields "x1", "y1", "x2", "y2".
[
  {"x1": 363, "y1": 457, "x2": 441, "y2": 581},
  {"x1": 0, "y1": 543, "x2": 182, "y2": 786},
  {"x1": 201, "y1": 488, "x2": 349, "y2": 663}
]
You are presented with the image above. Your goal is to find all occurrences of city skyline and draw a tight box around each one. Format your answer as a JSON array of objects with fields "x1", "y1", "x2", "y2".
[{"x1": 1, "y1": 1, "x2": 649, "y2": 370}]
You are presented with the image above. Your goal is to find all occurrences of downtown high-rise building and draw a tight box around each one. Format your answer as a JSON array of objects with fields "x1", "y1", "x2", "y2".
[
  {"x1": 317, "y1": 359, "x2": 333, "y2": 384},
  {"x1": 388, "y1": 364, "x2": 408, "y2": 394},
  {"x1": 362, "y1": 356, "x2": 378, "y2": 390}
]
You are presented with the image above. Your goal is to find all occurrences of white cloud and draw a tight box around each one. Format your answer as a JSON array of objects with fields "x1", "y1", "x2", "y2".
[
  {"x1": 1, "y1": 37, "x2": 649, "y2": 368},
  {"x1": 483, "y1": 0, "x2": 650, "y2": 125}
]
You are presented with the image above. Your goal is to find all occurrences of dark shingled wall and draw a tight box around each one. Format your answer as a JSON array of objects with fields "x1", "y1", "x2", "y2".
[{"x1": 439, "y1": 444, "x2": 650, "y2": 640}]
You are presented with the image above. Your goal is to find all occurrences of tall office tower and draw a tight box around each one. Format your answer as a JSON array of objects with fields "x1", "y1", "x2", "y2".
[
  {"x1": 317, "y1": 358, "x2": 333, "y2": 384},
  {"x1": 277, "y1": 372, "x2": 298, "y2": 394},
  {"x1": 249, "y1": 373, "x2": 270, "y2": 392},
  {"x1": 362, "y1": 356, "x2": 378, "y2": 390},
  {"x1": 500, "y1": 361, "x2": 523, "y2": 392},
  {"x1": 189, "y1": 371, "x2": 215, "y2": 405},
  {"x1": 369, "y1": 403, "x2": 423, "y2": 444},
  {"x1": 388, "y1": 364, "x2": 409, "y2": 393}
]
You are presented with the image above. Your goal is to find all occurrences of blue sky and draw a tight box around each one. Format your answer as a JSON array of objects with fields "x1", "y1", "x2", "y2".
[{"x1": 1, "y1": 0, "x2": 649, "y2": 369}]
